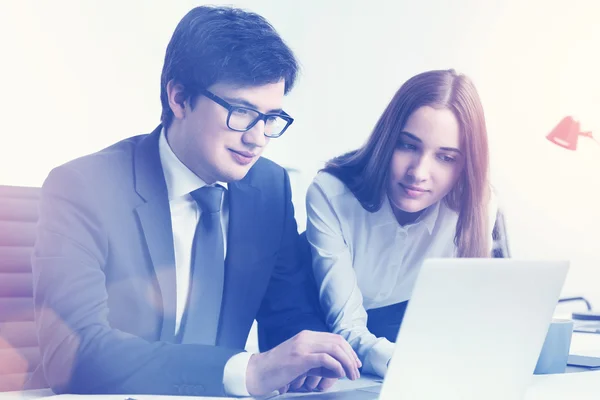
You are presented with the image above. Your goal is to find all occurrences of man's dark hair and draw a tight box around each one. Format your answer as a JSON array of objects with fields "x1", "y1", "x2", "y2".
[{"x1": 160, "y1": 6, "x2": 299, "y2": 128}]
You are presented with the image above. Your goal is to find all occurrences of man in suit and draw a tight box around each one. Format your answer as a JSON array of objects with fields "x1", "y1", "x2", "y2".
[{"x1": 30, "y1": 6, "x2": 361, "y2": 397}]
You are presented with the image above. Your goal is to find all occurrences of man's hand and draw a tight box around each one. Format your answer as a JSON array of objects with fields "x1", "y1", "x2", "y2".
[
  {"x1": 282, "y1": 375, "x2": 338, "y2": 394},
  {"x1": 246, "y1": 330, "x2": 362, "y2": 396}
]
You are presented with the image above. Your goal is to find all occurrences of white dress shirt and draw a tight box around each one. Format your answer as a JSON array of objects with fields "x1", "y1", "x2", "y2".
[
  {"x1": 306, "y1": 172, "x2": 497, "y2": 378},
  {"x1": 158, "y1": 129, "x2": 251, "y2": 396}
]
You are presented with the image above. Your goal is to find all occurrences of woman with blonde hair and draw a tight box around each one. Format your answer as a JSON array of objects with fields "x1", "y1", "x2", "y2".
[{"x1": 306, "y1": 69, "x2": 497, "y2": 378}]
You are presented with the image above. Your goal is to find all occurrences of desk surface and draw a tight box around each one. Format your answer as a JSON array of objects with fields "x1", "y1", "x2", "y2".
[{"x1": 5, "y1": 332, "x2": 600, "y2": 400}]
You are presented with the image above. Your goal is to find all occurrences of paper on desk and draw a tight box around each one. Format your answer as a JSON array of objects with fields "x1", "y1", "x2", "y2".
[
  {"x1": 37, "y1": 395, "x2": 236, "y2": 400},
  {"x1": 35, "y1": 376, "x2": 383, "y2": 400},
  {"x1": 525, "y1": 369, "x2": 600, "y2": 400}
]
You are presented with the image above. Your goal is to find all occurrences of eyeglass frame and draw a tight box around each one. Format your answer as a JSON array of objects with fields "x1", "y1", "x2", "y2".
[{"x1": 197, "y1": 87, "x2": 294, "y2": 138}]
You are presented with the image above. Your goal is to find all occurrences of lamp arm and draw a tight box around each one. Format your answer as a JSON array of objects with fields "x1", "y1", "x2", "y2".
[{"x1": 581, "y1": 131, "x2": 599, "y2": 147}]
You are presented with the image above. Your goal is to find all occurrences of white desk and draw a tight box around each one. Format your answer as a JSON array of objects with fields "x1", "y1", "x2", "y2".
[{"x1": 4, "y1": 332, "x2": 600, "y2": 400}]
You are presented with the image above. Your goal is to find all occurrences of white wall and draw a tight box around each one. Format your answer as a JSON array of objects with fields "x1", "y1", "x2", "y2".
[{"x1": 1, "y1": 0, "x2": 599, "y2": 307}]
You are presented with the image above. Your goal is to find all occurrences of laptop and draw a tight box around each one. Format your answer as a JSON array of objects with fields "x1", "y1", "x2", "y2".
[{"x1": 286, "y1": 258, "x2": 569, "y2": 400}]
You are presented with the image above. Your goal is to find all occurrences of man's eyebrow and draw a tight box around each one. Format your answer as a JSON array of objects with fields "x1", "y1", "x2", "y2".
[{"x1": 223, "y1": 96, "x2": 283, "y2": 114}]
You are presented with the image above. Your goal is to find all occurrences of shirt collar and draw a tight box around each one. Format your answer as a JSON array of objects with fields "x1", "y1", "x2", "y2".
[
  {"x1": 378, "y1": 195, "x2": 441, "y2": 235},
  {"x1": 158, "y1": 127, "x2": 228, "y2": 200},
  {"x1": 414, "y1": 200, "x2": 440, "y2": 235}
]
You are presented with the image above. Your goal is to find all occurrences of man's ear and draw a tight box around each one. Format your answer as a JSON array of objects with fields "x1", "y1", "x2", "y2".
[{"x1": 166, "y1": 80, "x2": 187, "y2": 119}]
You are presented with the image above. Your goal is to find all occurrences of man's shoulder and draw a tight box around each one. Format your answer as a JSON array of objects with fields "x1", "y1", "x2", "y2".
[
  {"x1": 243, "y1": 157, "x2": 287, "y2": 188},
  {"x1": 249, "y1": 156, "x2": 283, "y2": 174},
  {"x1": 60, "y1": 134, "x2": 146, "y2": 175},
  {"x1": 44, "y1": 133, "x2": 153, "y2": 198}
]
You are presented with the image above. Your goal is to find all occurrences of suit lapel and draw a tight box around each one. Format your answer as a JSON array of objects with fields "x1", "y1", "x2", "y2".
[
  {"x1": 226, "y1": 181, "x2": 261, "y2": 265},
  {"x1": 217, "y1": 179, "x2": 272, "y2": 346},
  {"x1": 133, "y1": 127, "x2": 177, "y2": 343}
]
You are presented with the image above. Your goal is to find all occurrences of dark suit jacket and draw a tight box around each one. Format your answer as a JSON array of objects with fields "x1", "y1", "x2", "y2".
[{"x1": 30, "y1": 126, "x2": 326, "y2": 396}]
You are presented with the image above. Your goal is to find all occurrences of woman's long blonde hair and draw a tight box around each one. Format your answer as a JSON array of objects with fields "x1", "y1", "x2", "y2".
[{"x1": 323, "y1": 69, "x2": 490, "y2": 257}]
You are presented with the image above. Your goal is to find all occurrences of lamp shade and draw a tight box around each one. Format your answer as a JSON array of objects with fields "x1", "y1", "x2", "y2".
[{"x1": 547, "y1": 116, "x2": 580, "y2": 151}]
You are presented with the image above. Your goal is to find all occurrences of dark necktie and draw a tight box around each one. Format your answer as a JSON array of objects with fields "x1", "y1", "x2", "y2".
[{"x1": 179, "y1": 185, "x2": 225, "y2": 345}]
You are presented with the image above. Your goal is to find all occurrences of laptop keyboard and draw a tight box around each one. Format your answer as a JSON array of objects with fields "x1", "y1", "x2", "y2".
[
  {"x1": 280, "y1": 385, "x2": 381, "y2": 399},
  {"x1": 573, "y1": 320, "x2": 600, "y2": 333}
]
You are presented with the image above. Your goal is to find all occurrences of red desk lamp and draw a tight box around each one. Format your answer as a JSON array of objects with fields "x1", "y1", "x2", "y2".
[{"x1": 547, "y1": 116, "x2": 598, "y2": 150}]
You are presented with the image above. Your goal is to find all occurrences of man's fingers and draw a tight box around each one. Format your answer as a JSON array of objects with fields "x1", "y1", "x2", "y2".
[
  {"x1": 304, "y1": 333, "x2": 361, "y2": 369},
  {"x1": 329, "y1": 337, "x2": 361, "y2": 371},
  {"x1": 307, "y1": 366, "x2": 344, "y2": 378},
  {"x1": 289, "y1": 375, "x2": 307, "y2": 392},
  {"x1": 307, "y1": 340, "x2": 359, "y2": 380},
  {"x1": 335, "y1": 338, "x2": 362, "y2": 370},
  {"x1": 277, "y1": 384, "x2": 290, "y2": 395},
  {"x1": 316, "y1": 377, "x2": 338, "y2": 392},
  {"x1": 305, "y1": 353, "x2": 345, "y2": 378},
  {"x1": 302, "y1": 375, "x2": 322, "y2": 392}
]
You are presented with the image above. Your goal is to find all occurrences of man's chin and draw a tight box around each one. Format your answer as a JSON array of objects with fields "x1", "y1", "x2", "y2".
[{"x1": 220, "y1": 165, "x2": 254, "y2": 183}]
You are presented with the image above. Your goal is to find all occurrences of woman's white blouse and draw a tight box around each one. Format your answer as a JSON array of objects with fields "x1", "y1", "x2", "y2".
[{"x1": 305, "y1": 172, "x2": 497, "y2": 377}]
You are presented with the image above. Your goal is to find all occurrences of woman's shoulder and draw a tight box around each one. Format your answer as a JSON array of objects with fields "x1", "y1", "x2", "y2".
[
  {"x1": 307, "y1": 171, "x2": 371, "y2": 221},
  {"x1": 309, "y1": 171, "x2": 353, "y2": 199}
]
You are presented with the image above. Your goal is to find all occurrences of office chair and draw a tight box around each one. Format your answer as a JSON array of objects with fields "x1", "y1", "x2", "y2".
[{"x1": 0, "y1": 185, "x2": 44, "y2": 391}]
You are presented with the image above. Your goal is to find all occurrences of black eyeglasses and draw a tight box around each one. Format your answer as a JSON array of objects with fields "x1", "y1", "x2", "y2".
[{"x1": 198, "y1": 88, "x2": 294, "y2": 138}]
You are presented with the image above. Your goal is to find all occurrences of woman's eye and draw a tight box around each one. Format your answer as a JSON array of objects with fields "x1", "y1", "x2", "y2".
[
  {"x1": 398, "y1": 142, "x2": 417, "y2": 151},
  {"x1": 439, "y1": 154, "x2": 456, "y2": 163}
]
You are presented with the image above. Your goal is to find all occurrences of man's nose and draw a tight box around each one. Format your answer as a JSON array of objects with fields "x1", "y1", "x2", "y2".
[{"x1": 242, "y1": 119, "x2": 268, "y2": 148}]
